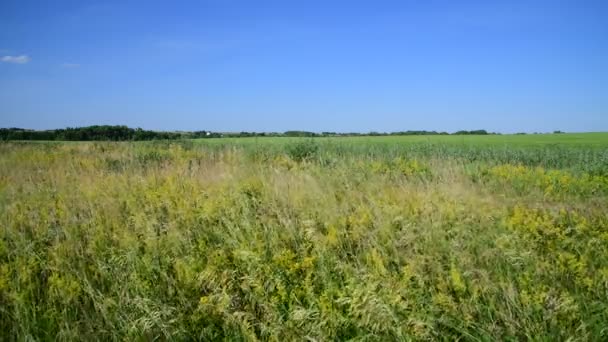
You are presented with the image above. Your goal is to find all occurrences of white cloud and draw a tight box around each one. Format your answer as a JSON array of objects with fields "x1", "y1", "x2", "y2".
[
  {"x1": 1, "y1": 55, "x2": 30, "y2": 64},
  {"x1": 61, "y1": 63, "x2": 80, "y2": 68}
]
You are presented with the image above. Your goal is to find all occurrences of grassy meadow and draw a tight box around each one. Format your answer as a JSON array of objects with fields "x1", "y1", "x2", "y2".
[{"x1": 1, "y1": 133, "x2": 608, "y2": 340}]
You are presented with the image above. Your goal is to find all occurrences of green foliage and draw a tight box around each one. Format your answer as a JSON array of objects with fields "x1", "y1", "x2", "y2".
[
  {"x1": 481, "y1": 164, "x2": 608, "y2": 198},
  {"x1": 0, "y1": 125, "x2": 186, "y2": 141},
  {"x1": 453, "y1": 129, "x2": 489, "y2": 135},
  {"x1": 285, "y1": 140, "x2": 319, "y2": 162},
  {"x1": 0, "y1": 136, "x2": 607, "y2": 340}
]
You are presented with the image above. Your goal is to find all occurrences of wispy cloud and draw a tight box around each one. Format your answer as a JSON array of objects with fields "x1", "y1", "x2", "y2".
[
  {"x1": 61, "y1": 63, "x2": 80, "y2": 68},
  {"x1": 1, "y1": 55, "x2": 30, "y2": 64}
]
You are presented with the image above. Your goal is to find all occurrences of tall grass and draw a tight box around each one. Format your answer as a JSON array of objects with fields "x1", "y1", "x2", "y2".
[{"x1": 1, "y1": 139, "x2": 607, "y2": 340}]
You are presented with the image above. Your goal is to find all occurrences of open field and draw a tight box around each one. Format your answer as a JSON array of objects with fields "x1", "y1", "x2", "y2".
[
  {"x1": 1, "y1": 133, "x2": 608, "y2": 340},
  {"x1": 198, "y1": 132, "x2": 608, "y2": 147}
]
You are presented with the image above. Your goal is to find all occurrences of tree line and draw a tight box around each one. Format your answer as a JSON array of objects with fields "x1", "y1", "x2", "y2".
[
  {"x1": 223, "y1": 129, "x2": 496, "y2": 137},
  {"x1": 0, "y1": 126, "x2": 502, "y2": 141},
  {"x1": 0, "y1": 126, "x2": 221, "y2": 141}
]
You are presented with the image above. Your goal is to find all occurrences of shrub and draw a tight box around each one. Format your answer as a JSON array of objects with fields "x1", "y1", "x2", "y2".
[{"x1": 285, "y1": 140, "x2": 319, "y2": 162}]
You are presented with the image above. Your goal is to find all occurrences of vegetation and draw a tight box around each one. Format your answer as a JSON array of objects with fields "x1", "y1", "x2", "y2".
[
  {"x1": 0, "y1": 126, "x2": 223, "y2": 141},
  {"x1": 1, "y1": 126, "x2": 504, "y2": 141},
  {"x1": 1, "y1": 133, "x2": 607, "y2": 340},
  {"x1": 453, "y1": 129, "x2": 490, "y2": 135}
]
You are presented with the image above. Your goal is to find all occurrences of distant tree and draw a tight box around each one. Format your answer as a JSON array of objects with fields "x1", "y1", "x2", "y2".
[
  {"x1": 284, "y1": 131, "x2": 318, "y2": 137},
  {"x1": 390, "y1": 130, "x2": 441, "y2": 136},
  {"x1": 454, "y1": 130, "x2": 489, "y2": 135},
  {"x1": 0, "y1": 125, "x2": 184, "y2": 141}
]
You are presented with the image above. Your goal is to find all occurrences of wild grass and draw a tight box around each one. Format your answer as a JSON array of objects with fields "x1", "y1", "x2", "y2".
[{"x1": 1, "y1": 136, "x2": 607, "y2": 341}]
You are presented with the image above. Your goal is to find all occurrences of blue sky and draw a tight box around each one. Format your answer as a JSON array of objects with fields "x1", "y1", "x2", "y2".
[{"x1": 1, "y1": 0, "x2": 607, "y2": 133}]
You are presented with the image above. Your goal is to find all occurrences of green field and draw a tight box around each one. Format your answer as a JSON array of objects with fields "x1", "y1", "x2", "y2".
[
  {"x1": 1, "y1": 133, "x2": 608, "y2": 340},
  {"x1": 198, "y1": 132, "x2": 608, "y2": 147}
]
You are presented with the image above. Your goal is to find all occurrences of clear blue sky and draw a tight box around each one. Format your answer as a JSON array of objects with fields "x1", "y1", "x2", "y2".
[{"x1": 1, "y1": 0, "x2": 607, "y2": 133}]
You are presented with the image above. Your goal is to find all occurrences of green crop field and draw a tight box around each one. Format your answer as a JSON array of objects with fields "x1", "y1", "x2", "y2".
[
  {"x1": 1, "y1": 133, "x2": 608, "y2": 340},
  {"x1": 197, "y1": 132, "x2": 608, "y2": 147}
]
